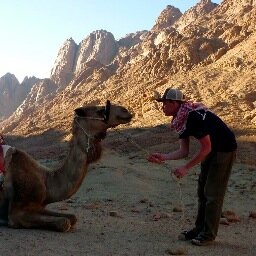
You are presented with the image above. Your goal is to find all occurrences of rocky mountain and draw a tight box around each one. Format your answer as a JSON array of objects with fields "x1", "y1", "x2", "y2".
[
  {"x1": 152, "y1": 5, "x2": 182, "y2": 31},
  {"x1": 50, "y1": 30, "x2": 147, "y2": 89},
  {"x1": 50, "y1": 37, "x2": 78, "y2": 88},
  {"x1": 174, "y1": 0, "x2": 218, "y2": 32},
  {"x1": 0, "y1": 74, "x2": 39, "y2": 120},
  {"x1": 0, "y1": 0, "x2": 255, "y2": 141}
]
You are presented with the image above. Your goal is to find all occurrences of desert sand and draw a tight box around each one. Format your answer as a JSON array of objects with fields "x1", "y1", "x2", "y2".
[{"x1": 1, "y1": 124, "x2": 255, "y2": 256}]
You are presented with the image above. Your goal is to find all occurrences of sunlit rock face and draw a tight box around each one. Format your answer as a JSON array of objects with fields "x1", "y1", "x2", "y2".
[
  {"x1": 152, "y1": 5, "x2": 182, "y2": 31},
  {"x1": 0, "y1": 73, "x2": 38, "y2": 119},
  {"x1": 74, "y1": 30, "x2": 118, "y2": 74},
  {"x1": 1, "y1": 0, "x2": 256, "y2": 135},
  {"x1": 50, "y1": 38, "x2": 78, "y2": 88}
]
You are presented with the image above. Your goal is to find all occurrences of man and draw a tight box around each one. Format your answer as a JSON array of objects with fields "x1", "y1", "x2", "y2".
[{"x1": 147, "y1": 88, "x2": 237, "y2": 246}]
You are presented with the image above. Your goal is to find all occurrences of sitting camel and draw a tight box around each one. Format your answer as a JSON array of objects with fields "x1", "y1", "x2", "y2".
[{"x1": 0, "y1": 101, "x2": 132, "y2": 232}]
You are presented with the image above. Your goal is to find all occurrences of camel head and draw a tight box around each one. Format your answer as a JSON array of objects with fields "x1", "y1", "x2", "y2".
[{"x1": 74, "y1": 101, "x2": 133, "y2": 141}]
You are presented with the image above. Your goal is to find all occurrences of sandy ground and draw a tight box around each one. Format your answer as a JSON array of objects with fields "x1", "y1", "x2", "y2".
[{"x1": 1, "y1": 126, "x2": 256, "y2": 256}]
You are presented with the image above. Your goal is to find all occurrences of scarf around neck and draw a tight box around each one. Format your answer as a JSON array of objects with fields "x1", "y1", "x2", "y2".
[{"x1": 171, "y1": 101, "x2": 208, "y2": 135}]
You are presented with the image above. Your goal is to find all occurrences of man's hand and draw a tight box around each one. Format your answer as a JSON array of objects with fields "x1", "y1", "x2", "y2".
[
  {"x1": 147, "y1": 153, "x2": 166, "y2": 164},
  {"x1": 172, "y1": 166, "x2": 189, "y2": 179}
]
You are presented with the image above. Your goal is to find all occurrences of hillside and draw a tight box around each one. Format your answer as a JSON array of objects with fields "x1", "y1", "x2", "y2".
[{"x1": 0, "y1": 0, "x2": 255, "y2": 165}]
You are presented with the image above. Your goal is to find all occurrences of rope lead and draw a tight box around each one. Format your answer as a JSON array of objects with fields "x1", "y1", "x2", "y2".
[{"x1": 116, "y1": 129, "x2": 186, "y2": 228}]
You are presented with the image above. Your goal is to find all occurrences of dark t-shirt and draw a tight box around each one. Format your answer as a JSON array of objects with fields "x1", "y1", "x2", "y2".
[{"x1": 179, "y1": 110, "x2": 237, "y2": 152}]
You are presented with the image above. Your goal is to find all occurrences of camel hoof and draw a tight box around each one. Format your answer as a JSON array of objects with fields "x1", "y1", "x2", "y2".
[
  {"x1": 56, "y1": 218, "x2": 71, "y2": 232},
  {"x1": 69, "y1": 214, "x2": 77, "y2": 226}
]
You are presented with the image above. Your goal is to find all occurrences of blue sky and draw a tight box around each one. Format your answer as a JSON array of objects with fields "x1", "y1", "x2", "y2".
[{"x1": 0, "y1": 0, "x2": 221, "y2": 82}]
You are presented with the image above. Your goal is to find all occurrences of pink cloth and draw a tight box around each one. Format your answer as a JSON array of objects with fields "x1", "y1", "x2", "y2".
[{"x1": 171, "y1": 102, "x2": 208, "y2": 134}]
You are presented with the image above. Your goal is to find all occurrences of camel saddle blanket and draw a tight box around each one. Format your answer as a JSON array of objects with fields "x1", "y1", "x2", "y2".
[{"x1": 0, "y1": 145, "x2": 13, "y2": 175}]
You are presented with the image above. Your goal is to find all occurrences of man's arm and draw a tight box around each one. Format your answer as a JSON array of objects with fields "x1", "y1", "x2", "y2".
[
  {"x1": 173, "y1": 135, "x2": 211, "y2": 178},
  {"x1": 147, "y1": 137, "x2": 190, "y2": 163},
  {"x1": 165, "y1": 137, "x2": 190, "y2": 160}
]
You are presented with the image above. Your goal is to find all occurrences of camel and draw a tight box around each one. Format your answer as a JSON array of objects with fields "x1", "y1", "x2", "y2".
[{"x1": 0, "y1": 101, "x2": 132, "y2": 232}]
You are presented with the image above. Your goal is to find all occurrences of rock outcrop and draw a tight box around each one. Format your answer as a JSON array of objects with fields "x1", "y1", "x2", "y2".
[
  {"x1": 152, "y1": 5, "x2": 182, "y2": 31},
  {"x1": 50, "y1": 38, "x2": 78, "y2": 88},
  {"x1": 0, "y1": 73, "x2": 38, "y2": 119},
  {"x1": 74, "y1": 30, "x2": 118, "y2": 75},
  {"x1": 50, "y1": 30, "x2": 119, "y2": 88},
  {"x1": 174, "y1": 0, "x2": 218, "y2": 32},
  {"x1": 0, "y1": 0, "x2": 256, "y2": 136}
]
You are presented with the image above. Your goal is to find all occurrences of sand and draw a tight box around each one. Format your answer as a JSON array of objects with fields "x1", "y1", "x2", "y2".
[{"x1": 1, "y1": 126, "x2": 256, "y2": 256}]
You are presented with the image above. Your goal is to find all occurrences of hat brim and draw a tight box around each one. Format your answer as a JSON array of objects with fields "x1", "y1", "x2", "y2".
[
  {"x1": 155, "y1": 98, "x2": 165, "y2": 102},
  {"x1": 155, "y1": 98, "x2": 186, "y2": 102}
]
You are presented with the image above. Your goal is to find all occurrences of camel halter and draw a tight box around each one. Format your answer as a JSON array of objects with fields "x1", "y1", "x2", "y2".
[{"x1": 75, "y1": 100, "x2": 111, "y2": 152}]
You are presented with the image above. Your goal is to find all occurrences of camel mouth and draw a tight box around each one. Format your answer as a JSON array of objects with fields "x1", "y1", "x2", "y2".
[
  {"x1": 109, "y1": 115, "x2": 132, "y2": 128},
  {"x1": 117, "y1": 114, "x2": 133, "y2": 124}
]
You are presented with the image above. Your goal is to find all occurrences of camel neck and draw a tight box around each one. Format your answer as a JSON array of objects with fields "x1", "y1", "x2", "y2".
[{"x1": 45, "y1": 134, "x2": 102, "y2": 203}]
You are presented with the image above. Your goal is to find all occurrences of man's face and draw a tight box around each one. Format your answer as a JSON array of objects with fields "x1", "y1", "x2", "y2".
[{"x1": 162, "y1": 100, "x2": 179, "y2": 116}]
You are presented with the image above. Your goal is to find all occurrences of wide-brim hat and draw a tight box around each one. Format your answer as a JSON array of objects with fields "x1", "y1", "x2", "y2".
[{"x1": 155, "y1": 88, "x2": 185, "y2": 102}]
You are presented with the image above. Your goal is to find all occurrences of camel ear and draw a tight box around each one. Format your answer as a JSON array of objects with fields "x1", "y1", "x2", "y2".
[{"x1": 75, "y1": 107, "x2": 86, "y2": 117}]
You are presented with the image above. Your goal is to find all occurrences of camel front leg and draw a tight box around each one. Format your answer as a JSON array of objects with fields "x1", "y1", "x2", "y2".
[
  {"x1": 40, "y1": 208, "x2": 77, "y2": 226},
  {"x1": 8, "y1": 207, "x2": 72, "y2": 232},
  {"x1": 0, "y1": 197, "x2": 8, "y2": 226}
]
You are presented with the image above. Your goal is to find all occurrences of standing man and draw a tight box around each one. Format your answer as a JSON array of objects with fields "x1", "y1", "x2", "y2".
[{"x1": 147, "y1": 88, "x2": 237, "y2": 246}]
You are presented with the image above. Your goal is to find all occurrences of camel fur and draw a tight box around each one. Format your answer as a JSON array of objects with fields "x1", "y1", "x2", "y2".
[{"x1": 0, "y1": 101, "x2": 132, "y2": 232}]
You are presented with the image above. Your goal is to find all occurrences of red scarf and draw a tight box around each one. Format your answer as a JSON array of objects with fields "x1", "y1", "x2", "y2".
[{"x1": 171, "y1": 102, "x2": 208, "y2": 134}]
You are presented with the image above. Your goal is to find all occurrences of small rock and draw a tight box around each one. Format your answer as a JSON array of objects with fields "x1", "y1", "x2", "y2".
[
  {"x1": 173, "y1": 206, "x2": 183, "y2": 212},
  {"x1": 222, "y1": 210, "x2": 236, "y2": 217},
  {"x1": 166, "y1": 247, "x2": 187, "y2": 255},
  {"x1": 222, "y1": 210, "x2": 240, "y2": 222},
  {"x1": 109, "y1": 211, "x2": 118, "y2": 216},
  {"x1": 153, "y1": 213, "x2": 162, "y2": 221},
  {"x1": 131, "y1": 208, "x2": 141, "y2": 213},
  {"x1": 109, "y1": 211, "x2": 120, "y2": 217},
  {"x1": 220, "y1": 217, "x2": 230, "y2": 225},
  {"x1": 226, "y1": 215, "x2": 241, "y2": 223},
  {"x1": 140, "y1": 199, "x2": 149, "y2": 203},
  {"x1": 249, "y1": 211, "x2": 256, "y2": 218},
  {"x1": 153, "y1": 212, "x2": 171, "y2": 221}
]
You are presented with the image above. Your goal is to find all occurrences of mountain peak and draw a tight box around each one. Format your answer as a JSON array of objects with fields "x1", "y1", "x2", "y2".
[
  {"x1": 152, "y1": 5, "x2": 182, "y2": 31},
  {"x1": 173, "y1": 0, "x2": 218, "y2": 32}
]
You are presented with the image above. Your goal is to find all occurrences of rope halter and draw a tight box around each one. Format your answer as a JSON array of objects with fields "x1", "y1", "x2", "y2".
[{"x1": 74, "y1": 100, "x2": 111, "y2": 152}]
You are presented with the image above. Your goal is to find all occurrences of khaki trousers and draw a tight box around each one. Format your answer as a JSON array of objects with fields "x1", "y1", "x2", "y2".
[{"x1": 195, "y1": 151, "x2": 236, "y2": 239}]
